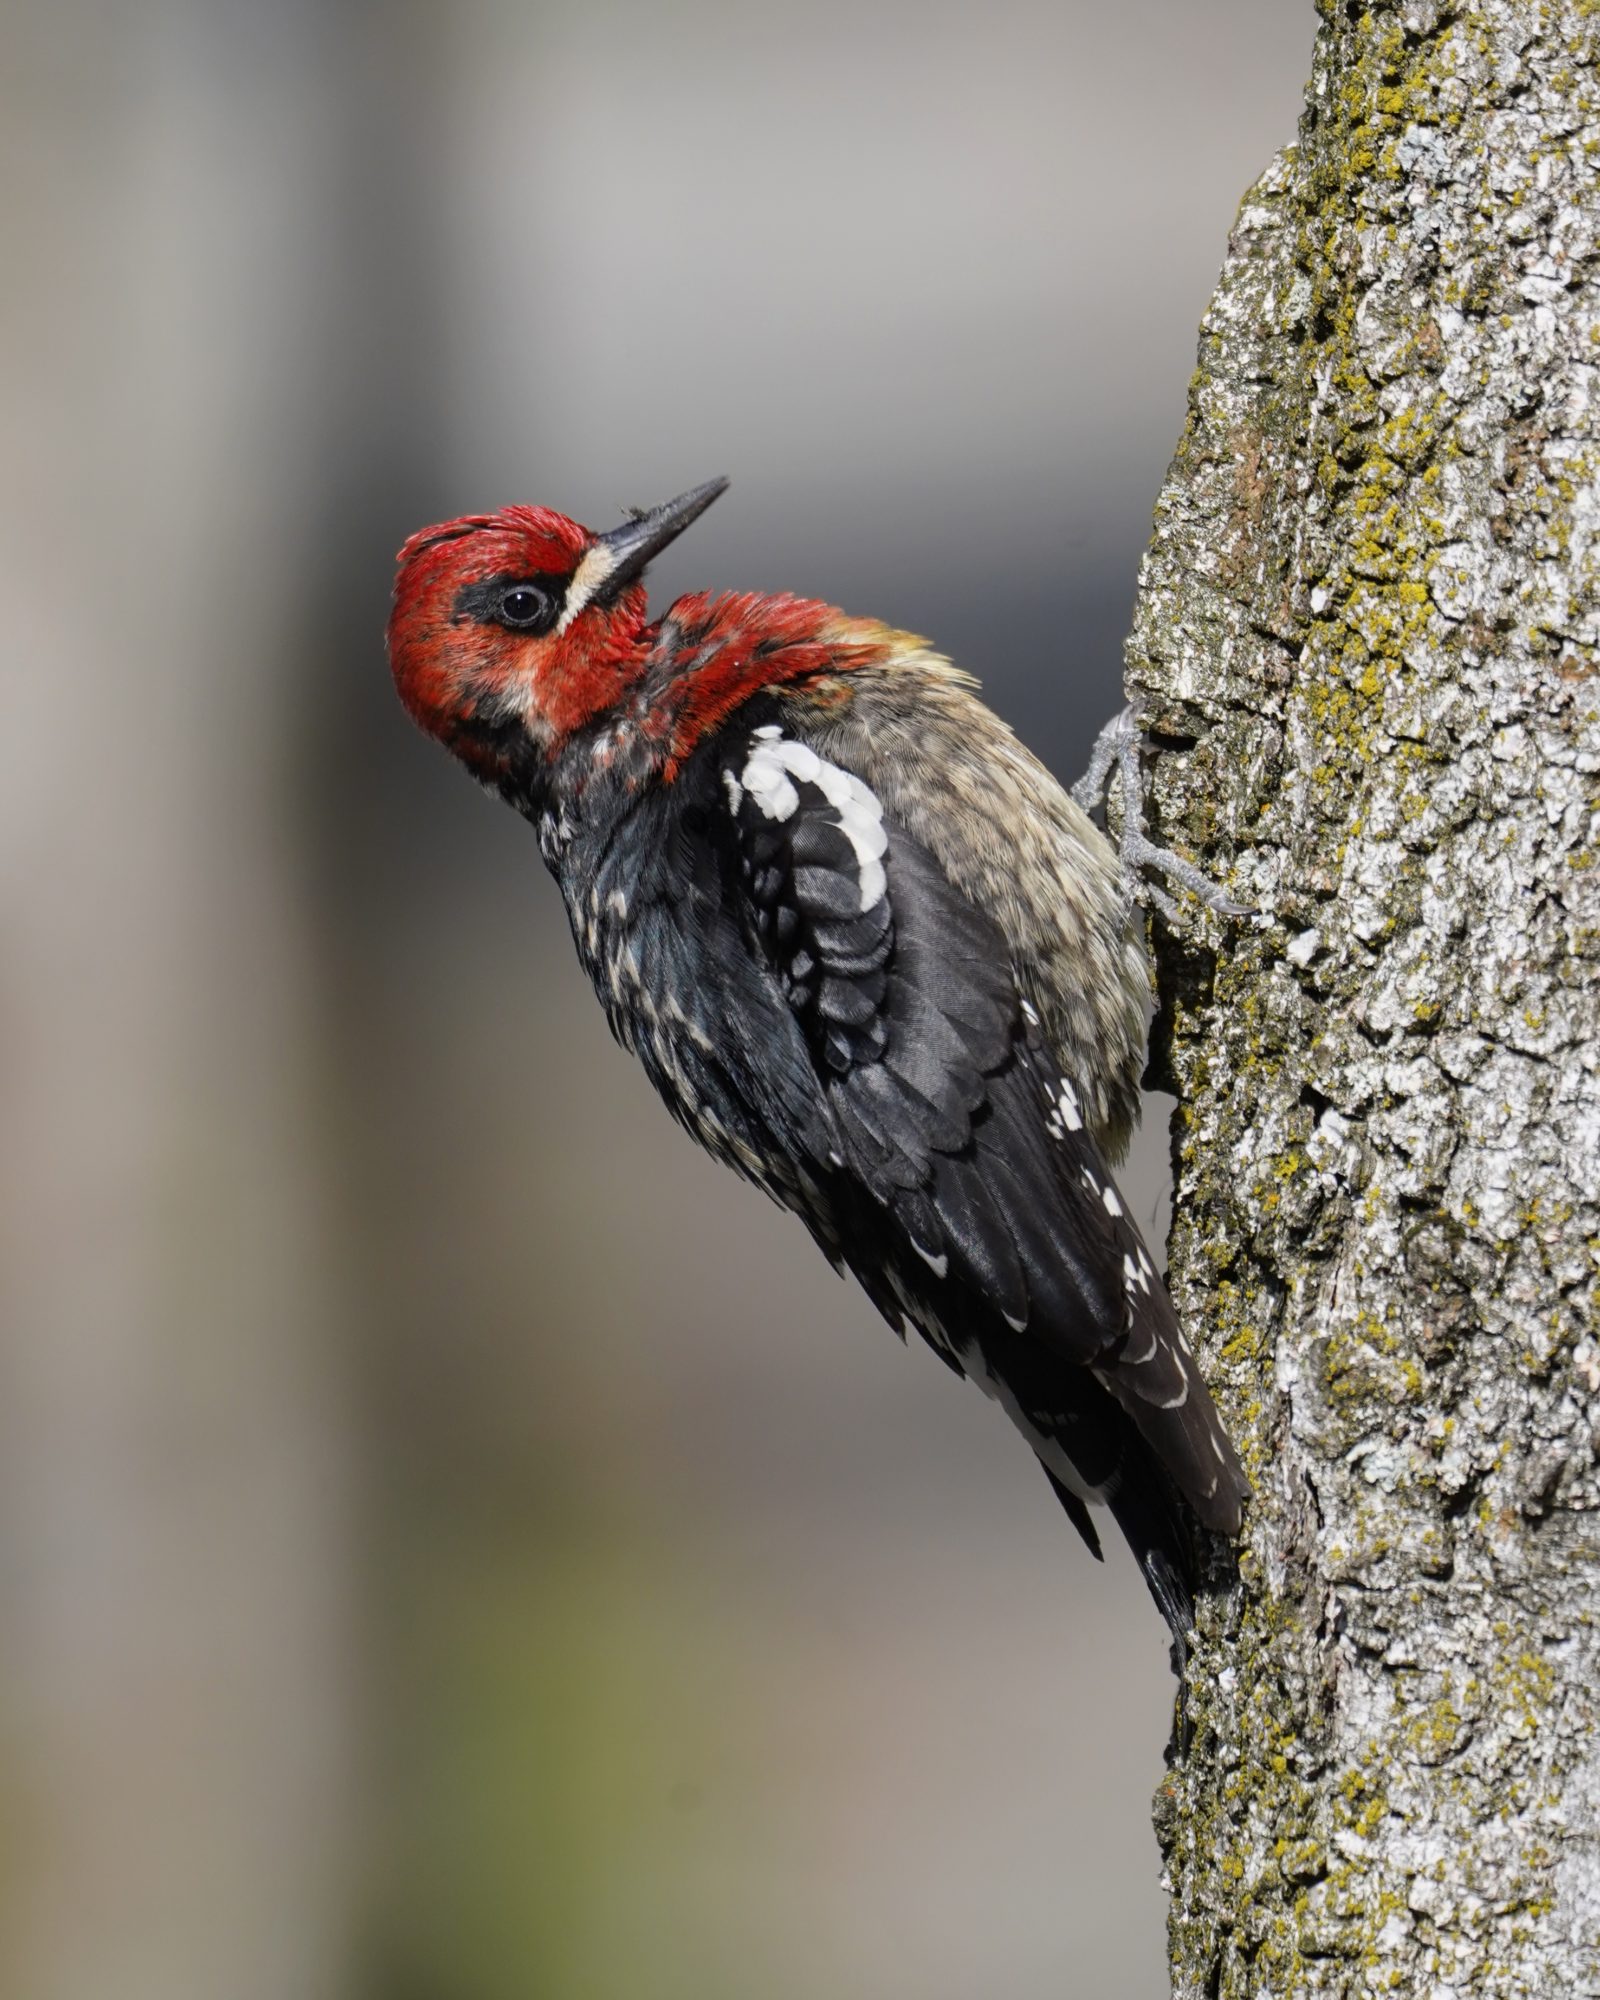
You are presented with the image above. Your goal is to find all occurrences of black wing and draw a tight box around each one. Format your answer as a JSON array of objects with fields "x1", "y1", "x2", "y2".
[{"x1": 713, "y1": 724, "x2": 1247, "y2": 1619}]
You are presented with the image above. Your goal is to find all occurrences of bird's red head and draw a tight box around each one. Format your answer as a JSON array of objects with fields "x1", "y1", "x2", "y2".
[{"x1": 387, "y1": 478, "x2": 728, "y2": 780}]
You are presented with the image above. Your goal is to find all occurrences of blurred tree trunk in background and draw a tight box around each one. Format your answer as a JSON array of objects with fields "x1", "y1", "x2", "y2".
[
  {"x1": 1126, "y1": 2, "x2": 1600, "y2": 1994},
  {"x1": 0, "y1": 12, "x2": 365, "y2": 1998}
]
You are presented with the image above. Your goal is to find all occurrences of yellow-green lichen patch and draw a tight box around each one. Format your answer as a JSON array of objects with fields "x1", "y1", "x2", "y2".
[{"x1": 1127, "y1": 2, "x2": 1600, "y2": 1994}]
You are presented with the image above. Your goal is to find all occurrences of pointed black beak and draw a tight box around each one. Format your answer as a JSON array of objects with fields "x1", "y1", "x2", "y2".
[{"x1": 594, "y1": 477, "x2": 728, "y2": 593}]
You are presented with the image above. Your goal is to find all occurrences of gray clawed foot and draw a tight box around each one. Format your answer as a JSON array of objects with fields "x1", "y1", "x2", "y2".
[{"x1": 1072, "y1": 706, "x2": 1255, "y2": 925}]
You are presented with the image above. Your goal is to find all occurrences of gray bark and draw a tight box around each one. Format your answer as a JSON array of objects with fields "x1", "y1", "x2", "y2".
[{"x1": 1125, "y1": 3, "x2": 1600, "y2": 1995}]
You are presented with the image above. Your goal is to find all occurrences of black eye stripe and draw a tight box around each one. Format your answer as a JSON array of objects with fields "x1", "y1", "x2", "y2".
[{"x1": 451, "y1": 571, "x2": 567, "y2": 636}]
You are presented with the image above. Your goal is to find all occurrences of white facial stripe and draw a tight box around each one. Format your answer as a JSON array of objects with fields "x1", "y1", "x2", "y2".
[
  {"x1": 739, "y1": 734, "x2": 888, "y2": 912},
  {"x1": 555, "y1": 543, "x2": 619, "y2": 634}
]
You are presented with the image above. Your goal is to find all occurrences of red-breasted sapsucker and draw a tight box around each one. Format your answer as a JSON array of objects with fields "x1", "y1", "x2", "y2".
[{"x1": 387, "y1": 478, "x2": 1248, "y2": 1640}]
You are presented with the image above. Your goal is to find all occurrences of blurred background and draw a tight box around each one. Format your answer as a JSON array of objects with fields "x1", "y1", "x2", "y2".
[{"x1": 1, "y1": 4, "x2": 1312, "y2": 1996}]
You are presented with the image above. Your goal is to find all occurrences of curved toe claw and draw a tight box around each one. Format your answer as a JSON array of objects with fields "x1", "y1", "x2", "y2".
[
  {"x1": 1074, "y1": 705, "x2": 1252, "y2": 924},
  {"x1": 1125, "y1": 831, "x2": 1257, "y2": 921}
]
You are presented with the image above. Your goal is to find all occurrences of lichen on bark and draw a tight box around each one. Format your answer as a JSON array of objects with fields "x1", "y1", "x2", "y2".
[{"x1": 1125, "y1": 3, "x2": 1600, "y2": 1994}]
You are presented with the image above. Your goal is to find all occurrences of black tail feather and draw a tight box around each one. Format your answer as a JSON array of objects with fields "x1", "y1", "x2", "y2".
[
  {"x1": 983, "y1": 1334, "x2": 1214, "y2": 1656},
  {"x1": 1041, "y1": 1438, "x2": 1200, "y2": 1648},
  {"x1": 1104, "y1": 1446, "x2": 1200, "y2": 1644},
  {"x1": 1041, "y1": 1467, "x2": 1104, "y2": 1563}
]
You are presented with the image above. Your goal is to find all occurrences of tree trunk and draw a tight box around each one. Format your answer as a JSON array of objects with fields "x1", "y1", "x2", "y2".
[
  {"x1": 0, "y1": 13, "x2": 359, "y2": 1997},
  {"x1": 1125, "y1": 3, "x2": 1600, "y2": 1994}
]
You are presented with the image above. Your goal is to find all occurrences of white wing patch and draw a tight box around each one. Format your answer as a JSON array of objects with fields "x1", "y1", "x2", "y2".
[
  {"x1": 910, "y1": 1236, "x2": 949, "y2": 1280},
  {"x1": 1042, "y1": 1076, "x2": 1086, "y2": 1143},
  {"x1": 742, "y1": 755, "x2": 800, "y2": 823},
  {"x1": 737, "y1": 732, "x2": 889, "y2": 912}
]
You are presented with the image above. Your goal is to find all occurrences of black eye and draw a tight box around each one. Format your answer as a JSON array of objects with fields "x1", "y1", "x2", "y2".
[{"x1": 498, "y1": 584, "x2": 552, "y2": 629}]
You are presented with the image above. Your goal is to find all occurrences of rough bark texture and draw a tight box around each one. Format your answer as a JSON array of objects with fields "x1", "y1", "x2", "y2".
[{"x1": 1125, "y1": 3, "x2": 1600, "y2": 1995}]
